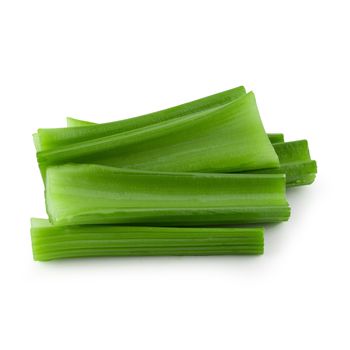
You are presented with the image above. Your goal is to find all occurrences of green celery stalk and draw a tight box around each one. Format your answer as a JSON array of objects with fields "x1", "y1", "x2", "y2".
[
  {"x1": 30, "y1": 218, "x2": 264, "y2": 261},
  {"x1": 65, "y1": 116, "x2": 284, "y2": 144},
  {"x1": 37, "y1": 93, "x2": 279, "y2": 176},
  {"x1": 36, "y1": 86, "x2": 247, "y2": 151},
  {"x1": 251, "y1": 140, "x2": 317, "y2": 186},
  {"x1": 45, "y1": 164, "x2": 290, "y2": 226}
]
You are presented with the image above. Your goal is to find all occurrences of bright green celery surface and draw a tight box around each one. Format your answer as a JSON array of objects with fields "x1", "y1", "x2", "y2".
[
  {"x1": 30, "y1": 218, "x2": 264, "y2": 261},
  {"x1": 65, "y1": 116, "x2": 284, "y2": 144},
  {"x1": 45, "y1": 164, "x2": 290, "y2": 226},
  {"x1": 37, "y1": 93, "x2": 279, "y2": 176},
  {"x1": 36, "y1": 86, "x2": 246, "y2": 151},
  {"x1": 252, "y1": 140, "x2": 317, "y2": 186}
]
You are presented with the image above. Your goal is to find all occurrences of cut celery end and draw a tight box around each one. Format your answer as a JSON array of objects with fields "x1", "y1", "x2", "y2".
[
  {"x1": 37, "y1": 93, "x2": 280, "y2": 176},
  {"x1": 37, "y1": 86, "x2": 247, "y2": 151},
  {"x1": 268, "y1": 133, "x2": 284, "y2": 144},
  {"x1": 45, "y1": 164, "x2": 290, "y2": 226},
  {"x1": 257, "y1": 160, "x2": 317, "y2": 187},
  {"x1": 285, "y1": 167, "x2": 317, "y2": 187},
  {"x1": 273, "y1": 140, "x2": 311, "y2": 163},
  {"x1": 250, "y1": 140, "x2": 317, "y2": 187},
  {"x1": 30, "y1": 218, "x2": 264, "y2": 261}
]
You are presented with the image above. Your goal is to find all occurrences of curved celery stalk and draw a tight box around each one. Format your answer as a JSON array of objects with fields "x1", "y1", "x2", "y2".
[
  {"x1": 65, "y1": 116, "x2": 284, "y2": 145},
  {"x1": 251, "y1": 140, "x2": 317, "y2": 186},
  {"x1": 45, "y1": 164, "x2": 290, "y2": 226},
  {"x1": 59, "y1": 124, "x2": 311, "y2": 186},
  {"x1": 38, "y1": 93, "x2": 279, "y2": 175},
  {"x1": 30, "y1": 218, "x2": 264, "y2": 261},
  {"x1": 37, "y1": 86, "x2": 247, "y2": 151}
]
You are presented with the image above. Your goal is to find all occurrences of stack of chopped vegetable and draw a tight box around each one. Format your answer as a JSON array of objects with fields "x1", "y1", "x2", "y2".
[{"x1": 31, "y1": 86, "x2": 317, "y2": 261}]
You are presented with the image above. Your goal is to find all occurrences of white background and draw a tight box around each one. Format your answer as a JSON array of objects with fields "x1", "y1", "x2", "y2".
[{"x1": 1, "y1": 1, "x2": 349, "y2": 349}]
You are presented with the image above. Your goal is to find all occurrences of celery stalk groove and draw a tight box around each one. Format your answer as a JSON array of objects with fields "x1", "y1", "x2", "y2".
[
  {"x1": 66, "y1": 117, "x2": 284, "y2": 145},
  {"x1": 59, "y1": 119, "x2": 317, "y2": 187},
  {"x1": 45, "y1": 164, "x2": 290, "y2": 226},
  {"x1": 37, "y1": 93, "x2": 279, "y2": 176},
  {"x1": 36, "y1": 86, "x2": 247, "y2": 151},
  {"x1": 31, "y1": 219, "x2": 264, "y2": 261}
]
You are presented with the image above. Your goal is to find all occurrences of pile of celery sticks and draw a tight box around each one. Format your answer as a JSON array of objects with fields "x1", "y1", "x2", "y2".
[{"x1": 31, "y1": 86, "x2": 317, "y2": 261}]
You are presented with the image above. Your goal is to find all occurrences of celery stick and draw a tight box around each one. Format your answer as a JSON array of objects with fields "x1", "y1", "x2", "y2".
[
  {"x1": 30, "y1": 219, "x2": 264, "y2": 261},
  {"x1": 251, "y1": 140, "x2": 317, "y2": 186},
  {"x1": 37, "y1": 93, "x2": 279, "y2": 176},
  {"x1": 65, "y1": 117, "x2": 285, "y2": 144},
  {"x1": 37, "y1": 86, "x2": 247, "y2": 151},
  {"x1": 45, "y1": 164, "x2": 290, "y2": 226}
]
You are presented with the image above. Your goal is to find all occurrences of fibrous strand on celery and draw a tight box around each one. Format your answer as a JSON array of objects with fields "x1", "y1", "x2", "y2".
[
  {"x1": 36, "y1": 86, "x2": 247, "y2": 151},
  {"x1": 31, "y1": 219, "x2": 264, "y2": 261},
  {"x1": 65, "y1": 116, "x2": 284, "y2": 143},
  {"x1": 37, "y1": 93, "x2": 279, "y2": 177},
  {"x1": 45, "y1": 164, "x2": 290, "y2": 226}
]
